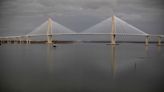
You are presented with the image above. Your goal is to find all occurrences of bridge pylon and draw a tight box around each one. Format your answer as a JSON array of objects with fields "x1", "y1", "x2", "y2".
[
  {"x1": 47, "y1": 17, "x2": 53, "y2": 44},
  {"x1": 111, "y1": 16, "x2": 116, "y2": 45}
]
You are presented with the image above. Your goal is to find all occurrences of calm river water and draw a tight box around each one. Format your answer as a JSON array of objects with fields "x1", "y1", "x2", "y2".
[{"x1": 0, "y1": 43, "x2": 164, "y2": 92}]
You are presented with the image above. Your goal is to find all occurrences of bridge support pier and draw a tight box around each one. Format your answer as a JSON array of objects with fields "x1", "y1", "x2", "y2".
[
  {"x1": 15, "y1": 38, "x2": 18, "y2": 43},
  {"x1": 26, "y1": 36, "x2": 31, "y2": 44},
  {"x1": 111, "y1": 34, "x2": 116, "y2": 45},
  {"x1": 19, "y1": 37, "x2": 22, "y2": 44},
  {"x1": 7, "y1": 39, "x2": 9, "y2": 44},
  {"x1": 8, "y1": 39, "x2": 11, "y2": 44},
  {"x1": 6, "y1": 38, "x2": 9, "y2": 44},
  {"x1": 28, "y1": 37, "x2": 31, "y2": 44},
  {"x1": 47, "y1": 35, "x2": 53, "y2": 44},
  {"x1": 157, "y1": 36, "x2": 161, "y2": 46},
  {"x1": 145, "y1": 35, "x2": 150, "y2": 46},
  {"x1": 26, "y1": 36, "x2": 28, "y2": 44}
]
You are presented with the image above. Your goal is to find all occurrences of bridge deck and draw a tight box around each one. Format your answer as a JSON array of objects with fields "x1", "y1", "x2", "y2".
[{"x1": 0, "y1": 33, "x2": 164, "y2": 39}]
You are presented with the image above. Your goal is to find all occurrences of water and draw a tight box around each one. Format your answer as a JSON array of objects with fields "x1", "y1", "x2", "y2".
[{"x1": 0, "y1": 43, "x2": 164, "y2": 92}]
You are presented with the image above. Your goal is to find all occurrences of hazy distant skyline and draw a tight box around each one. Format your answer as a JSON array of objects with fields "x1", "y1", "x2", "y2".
[{"x1": 0, "y1": 0, "x2": 164, "y2": 36}]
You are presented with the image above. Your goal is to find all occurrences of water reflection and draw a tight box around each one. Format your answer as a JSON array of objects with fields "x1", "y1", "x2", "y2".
[
  {"x1": 157, "y1": 45, "x2": 161, "y2": 53},
  {"x1": 145, "y1": 45, "x2": 149, "y2": 57},
  {"x1": 111, "y1": 45, "x2": 117, "y2": 78},
  {"x1": 47, "y1": 44, "x2": 54, "y2": 73},
  {"x1": 110, "y1": 44, "x2": 155, "y2": 77},
  {"x1": 134, "y1": 62, "x2": 137, "y2": 71}
]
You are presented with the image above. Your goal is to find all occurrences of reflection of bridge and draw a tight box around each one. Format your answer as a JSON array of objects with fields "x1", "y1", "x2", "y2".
[{"x1": 0, "y1": 16, "x2": 164, "y2": 46}]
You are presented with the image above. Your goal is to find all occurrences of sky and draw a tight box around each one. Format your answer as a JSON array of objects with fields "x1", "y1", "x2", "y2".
[{"x1": 0, "y1": 0, "x2": 164, "y2": 36}]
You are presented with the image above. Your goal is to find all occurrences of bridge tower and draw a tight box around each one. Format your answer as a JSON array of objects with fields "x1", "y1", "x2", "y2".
[
  {"x1": 47, "y1": 17, "x2": 53, "y2": 44},
  {"x1": 111, "y1": 16, "x2": 116, "y2": 45}
]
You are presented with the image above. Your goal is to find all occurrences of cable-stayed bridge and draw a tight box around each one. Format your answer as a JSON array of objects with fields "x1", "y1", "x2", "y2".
[{"x1": 0, "y1": 16, "x2": 164, "y2": 46}]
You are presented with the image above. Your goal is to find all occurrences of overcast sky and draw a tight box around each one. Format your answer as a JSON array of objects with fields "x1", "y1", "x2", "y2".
[{"x1": 0, "y1": 0, "x2": 164, "y2": 36}]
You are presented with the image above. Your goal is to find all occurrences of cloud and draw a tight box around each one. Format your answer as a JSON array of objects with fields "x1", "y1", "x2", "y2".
[
  {"x1": 0, "y1": 0, "x2": 164, "y2": 35},
  {"x1": 0, "y1": 0, "x2": 163, "y2": 18}
]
